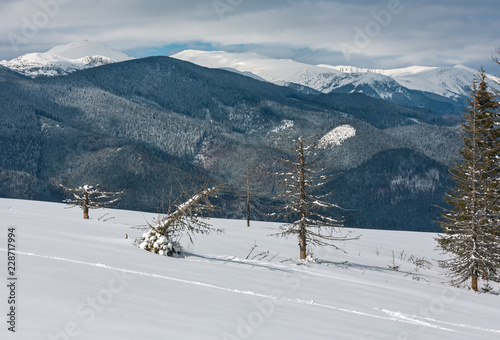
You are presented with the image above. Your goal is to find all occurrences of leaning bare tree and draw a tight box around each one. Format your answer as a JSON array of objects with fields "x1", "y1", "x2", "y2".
[
  {"x1": 138, "y1": 179, "x2": 224, "y2": 256},
  {"x1": 273, "y1": 135, "x2": 359, "y2": 260},
  {"x1": 60, "y1": 184, "x2": 123, "y2": 219}
]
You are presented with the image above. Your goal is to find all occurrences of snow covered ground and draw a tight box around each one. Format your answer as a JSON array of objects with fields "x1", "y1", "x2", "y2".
[{"x1": 1, "y1": 198, "x2": 499, "y2": 340}]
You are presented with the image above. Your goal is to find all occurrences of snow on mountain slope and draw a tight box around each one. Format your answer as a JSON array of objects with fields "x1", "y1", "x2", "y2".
[
  {"x1": 318, "y1": 64, "x2": 499, "y2": 99},
  {"x1": 173, "y1": 49, "x2": 342, "y2": 90},
  {"x1": 0, "y1": 41, "x2": 133, "y2": 78},
  {"x1": 1, "y1": 198, "x2": 499, "y2": 339},
  {"x1": 172, "y1": 49, "x2": 407, "y2": 99},
  {"x1": 173, "y1": 50, "x2": 498, "y2": 101},
  {"x1": 0, "y1": 64, "x2": 25, "y2": 81},
  {"x1": 319, "y1": 124, "x2": 356, "y2": 147},
  {"x1": 393, "y1": 66, "x2": 473, "y2": 98},
  {"x1": 322, "y1": 65, "x2": 439, "y2": 76},
  {"x1": 46, "y1": 41, "x2": 131, "y2": 62}
]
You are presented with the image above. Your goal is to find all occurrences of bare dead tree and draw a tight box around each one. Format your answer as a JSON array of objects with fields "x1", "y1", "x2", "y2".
[
  {"x1": 272, "y1": 134, "x2": 359, "y2": 260},
  {"x1": 60, "y1": 184, "x2": 123, "y2": 219},
  {"x1": 139, "y1": 178, "x2": 224, "y2": 256},
  {"x1": 237, "y1": 165, "x2": 268, "y2": 227}
]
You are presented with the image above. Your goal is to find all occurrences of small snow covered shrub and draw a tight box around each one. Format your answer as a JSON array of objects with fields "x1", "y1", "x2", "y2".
[
  {"x1": 304, "y1": 251, "x2": 318, "y2": 263},
  {"x1": 139, "y1": 229, "x2": 182, "y2": 257}
]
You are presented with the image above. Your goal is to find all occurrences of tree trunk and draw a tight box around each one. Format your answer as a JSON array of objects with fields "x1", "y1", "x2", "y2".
[
  {"x1": 299, "y1": 227, "x2": 307, "y2": 260},
  {"x1": 298, "y1": 137, "x2": 307, "y2": 260},
  {"x1": 246, "y1": 172, "x2": 250, "y2": 227},
  {"x1": 471, "y1": 275, "x2": 478, "y2": 292},
  {"x1": 83, "y1": 192, "x2": 89, "y2": 219},
  {"x1": 246, "y1": 201, "x2": 250, "y2": 227}
]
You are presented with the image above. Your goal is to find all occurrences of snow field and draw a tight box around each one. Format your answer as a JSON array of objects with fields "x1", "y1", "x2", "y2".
[{"x1": 0, "y1": 198, "x2": 499, "y2": 339}]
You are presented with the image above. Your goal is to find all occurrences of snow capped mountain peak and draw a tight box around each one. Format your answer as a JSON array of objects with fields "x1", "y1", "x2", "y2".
[
  {"x1": 173, "y1": 49, "x2": 412, "y2": 100},
  {"x1": 0, "y1": 40, "x2": 133, "y2": 78},
  {"x1": 175, "y1": 49, "x2": 271, "y2": 62},
  {"x1": 173, "y1": 49, "x2": 346, "y2": 88},
  {"x1": 46, "y1": 40, "x2": 132, "y2": 62},
  {"x1": 318, "y1": 65, "x2": 440, "y2": 77},
  {"x1": 174, "y1": 50, "x2": 411, "y2": 98},
  {"x1": 318, "y1": 63, "x2": 500, "y2": 98},
  {"x1": 174, "y1": 49, "x2": 500, "y2": 102},
  {"x1": 453, "y1": 64, "x2": 477, "y2": 73},
  {"x1": 452, "y1": 64, "x2": 500, "y2": 86}
]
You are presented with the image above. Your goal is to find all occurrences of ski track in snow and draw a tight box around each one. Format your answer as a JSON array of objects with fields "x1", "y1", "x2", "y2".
[
  {"x1": 378, "y1": 309, "x2": 500, "y2": 334},
  {"x1": 2, "y1": 248, "x2": 500, "y2": 336}
]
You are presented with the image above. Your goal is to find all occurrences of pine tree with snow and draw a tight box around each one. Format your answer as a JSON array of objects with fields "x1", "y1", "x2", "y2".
[
  {"x1": 491, "y1": 52, "x2": 500, "y2": 236},
  {"x1": 273, "y1": 135, "x2": 358, "y2": 260},
  {"x1": 477, "y1": 70, "x2": 500, "y2": 241},
  {"x1": 60, "y1": 184, "x2": 123, "y2": 219},
  {"x1": 436, "y1": 70, "x2": 500, "y2": 291},
  {"x1": 139, "y1": 180, "x2": 223, "y2": 256}
]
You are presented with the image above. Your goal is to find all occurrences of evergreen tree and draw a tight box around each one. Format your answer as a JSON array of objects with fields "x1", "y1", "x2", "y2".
[
  {"x1": 478, "y1": 70, "x2": 500, "y2": 241},
  {"x1": 436, "y1": 70, "x2": 500, "y2": 291},
  {"x1": 491, "y1": 51, "x2": 500, "y2": 235},
  {"x1": 273, "y1": 135, "x2": 358, "y2": 260}
]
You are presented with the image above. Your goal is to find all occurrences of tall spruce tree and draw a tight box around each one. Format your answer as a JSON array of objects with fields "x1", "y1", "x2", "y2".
[
  {"x1": 436, "y1": 70, "x2": 500, "y2": 291},
  {"x1": 273, "y1": 135, "x2": 358, "y2": 260},
  {"x1": 479, "y1": 70, "x2": 500, "y2": 240},
  {"x1": 492, "y1": 51, "x2": 500, "y2": 235}
]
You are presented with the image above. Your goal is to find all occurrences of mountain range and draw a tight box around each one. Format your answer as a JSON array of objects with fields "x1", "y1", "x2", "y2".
[
  {"x1": 171, "y1": 50, "x2": 499, "y2": 118},
  {"x1": 4, "y1": 41, "x2": 497, "y2": 120},
  {"x1": 1, "y1": 41, "x2": 488, "y2": 231},
  {"x1": 3, "y1": 41, "x2": 498, "y2": 107},
  {"x1": 0, "y1": 40, "x2": 132, "y2": 77},
  {"x1": 172, "y1": 50, "x2": 483, "y2": 98}
]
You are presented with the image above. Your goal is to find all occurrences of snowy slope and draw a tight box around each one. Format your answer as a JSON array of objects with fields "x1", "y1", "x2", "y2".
[
  {"x1": 1, "y1": 198, "x2": 499, "y2": 340},
  {"x1": 172, "y1": 50, "x2": 407, "y2": 99},
  {"x1": 0, "y1": 64, "x2": 25, "y2": 81},
  {"x1": 319, "y1": 64, "x2": 500, "y2": 99},
  {"x1": 319, "y1": 124, "x2": 356, "y2": 147},
  {"x1": 46, "y1": 41, "x2": 131, "y2": 62},
  {"x1": 172, "y1": 49, "x2": 343, "y2": 90},
  {"x1": 173, "y1": 50, "x2": 499, "y2": 101},
  {"x1": 0, "y1": 41, "x2": 133, "y2": 78}
]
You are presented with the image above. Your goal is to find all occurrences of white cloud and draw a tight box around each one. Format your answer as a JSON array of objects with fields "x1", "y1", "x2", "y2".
[{"x1": 0, "y1": 0, "x2": 498, "y2": 71}]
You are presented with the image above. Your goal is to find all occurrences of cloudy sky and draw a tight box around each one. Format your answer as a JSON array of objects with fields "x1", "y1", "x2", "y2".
[{"x1": 1, "y1": 0, "x2": 499, "y2": 72}]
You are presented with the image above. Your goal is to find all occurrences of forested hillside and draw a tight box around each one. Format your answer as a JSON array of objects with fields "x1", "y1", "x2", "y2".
[{"x1": 0, "y1": 57, "x2": 461, "y2": 231}]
